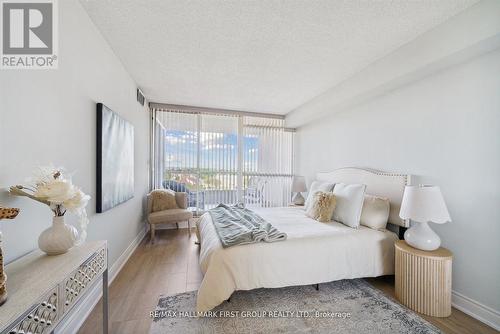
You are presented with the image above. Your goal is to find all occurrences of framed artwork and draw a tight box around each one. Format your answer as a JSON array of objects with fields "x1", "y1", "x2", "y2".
[{"x1": 96, "y1": 103, "x2": 134, "y2": 213}]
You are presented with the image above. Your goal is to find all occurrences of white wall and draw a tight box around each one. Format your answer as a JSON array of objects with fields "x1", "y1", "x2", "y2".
[
  {"x1": 0, "y1": 0, "x2": 149, "y2": 267},
  {"x1": 296, "y1": 49, "x2": 500, "y2": 318},
  {"x1": 286, "y1": 0, "x2": 500, "y2": 128}
]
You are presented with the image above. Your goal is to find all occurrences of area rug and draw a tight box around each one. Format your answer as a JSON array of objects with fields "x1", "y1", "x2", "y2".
[{"x1": 150, "y1": 279, "x2": 441, "y2": 334}]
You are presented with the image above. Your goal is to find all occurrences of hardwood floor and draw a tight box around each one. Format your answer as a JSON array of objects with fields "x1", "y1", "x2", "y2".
[
  {"x1": 79, "y1": 229, "x2": 498, "y2": 334},
  {"x1": 366, "y1": 277, "x2": 498, "y2": 334}
]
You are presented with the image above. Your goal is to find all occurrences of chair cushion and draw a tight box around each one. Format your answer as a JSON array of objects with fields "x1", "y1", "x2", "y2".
[
  {"x1": 150, "y1": 189, "x2": 178, "y2": 212},
  {"x1": 148, "y1": 209, "x2": 193, "y2": 225}
]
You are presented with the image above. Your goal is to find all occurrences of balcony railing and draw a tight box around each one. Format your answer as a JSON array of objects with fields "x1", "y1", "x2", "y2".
[{"x1": 162, "y1": 170, "x2": 292, "y2": 212}]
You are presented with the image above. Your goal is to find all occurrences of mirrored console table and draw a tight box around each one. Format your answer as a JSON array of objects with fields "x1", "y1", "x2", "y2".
[{"x1": 0, "y1": 241, "x2": 108, "y2": 334}]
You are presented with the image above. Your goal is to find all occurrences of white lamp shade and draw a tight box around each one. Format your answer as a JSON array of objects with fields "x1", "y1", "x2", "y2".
[
  {"x1": 399, "y1": 185, "x2": 451, "y2": 224},
  {"x1": 291, "y1": 176, "x2": 307, "y2": 193}
]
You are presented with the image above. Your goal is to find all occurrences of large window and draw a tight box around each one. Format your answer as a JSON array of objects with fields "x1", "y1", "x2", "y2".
[{"x1": 151, "y1": 107, "x2": 294, "y2": 211}]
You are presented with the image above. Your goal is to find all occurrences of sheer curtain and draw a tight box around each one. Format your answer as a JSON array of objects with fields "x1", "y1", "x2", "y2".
[
  {"x1": 198, "y1": 114, "x2": 239, "y2": 209},
  {"x1": 242, "y1": 116, "x2": 294, "y2": 207},
  {"x1": 151, "y1": 106, "x2": 294, "y2": 212}
]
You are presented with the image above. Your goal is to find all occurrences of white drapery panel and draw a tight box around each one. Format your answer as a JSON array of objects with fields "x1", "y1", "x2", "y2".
[{"x1": 151, "y1": 107, "x2": 294, "y2": 211}]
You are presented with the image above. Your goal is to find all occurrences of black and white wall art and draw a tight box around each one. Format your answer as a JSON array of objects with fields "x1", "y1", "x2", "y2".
[{"x1": 96, "y1": 103, "x2": 135, "y2": 213}]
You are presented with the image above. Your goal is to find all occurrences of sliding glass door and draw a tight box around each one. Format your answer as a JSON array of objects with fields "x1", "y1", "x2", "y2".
[{"x1": 151, "y1": 107, "x2": 294, "y2": 212}]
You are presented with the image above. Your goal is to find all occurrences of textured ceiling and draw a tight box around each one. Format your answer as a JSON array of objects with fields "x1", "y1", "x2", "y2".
[{"x1": 80, "y1": 0, "x2": 478, "y2": 114}]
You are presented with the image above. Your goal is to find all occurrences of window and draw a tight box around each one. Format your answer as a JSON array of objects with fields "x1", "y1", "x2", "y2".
[{"x1": 151, "y1": 106, "x2": 294, "y2": 212}]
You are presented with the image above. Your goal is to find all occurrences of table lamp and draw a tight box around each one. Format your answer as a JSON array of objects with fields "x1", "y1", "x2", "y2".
[
  {"x1": 291, "y1": 176, "x2": 307, "y2": 206},
  {"x1": 399, "y1": 185, "x2": 451, "y2": 251}
]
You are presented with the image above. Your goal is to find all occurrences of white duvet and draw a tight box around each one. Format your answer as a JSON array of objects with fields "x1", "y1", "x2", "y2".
[{"x1": 196, "y1": 206, "x2": 398, "y2": 312}]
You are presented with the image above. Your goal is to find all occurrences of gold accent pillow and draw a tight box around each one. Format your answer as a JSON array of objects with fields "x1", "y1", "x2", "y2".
[
  {"x1": 305, "y1": 191, "x2": 336, "y2": 222},
  {"x1": 151, "y1": 189, "x2": 178, "y2": 212}
]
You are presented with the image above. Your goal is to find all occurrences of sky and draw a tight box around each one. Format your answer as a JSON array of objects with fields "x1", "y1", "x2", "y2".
[{"x1": 163, "y1": 129, "x2": 259, "y2": 171}]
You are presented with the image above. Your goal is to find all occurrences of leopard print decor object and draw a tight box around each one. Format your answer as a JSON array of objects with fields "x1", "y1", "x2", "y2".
[
  {"x1": 0, "y1": 207, "x2": 20, "y2": 220},
  {"x1": 0, "y1": 206, "x2": 20, "y2": 305},
  {"x1": 0, "y1": 245, "x2": 6, "y2": 305}
]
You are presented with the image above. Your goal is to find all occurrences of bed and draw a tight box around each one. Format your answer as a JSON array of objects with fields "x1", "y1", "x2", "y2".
[{"x1": 196, "y1": 167, "x2": 411, "y2": 312}]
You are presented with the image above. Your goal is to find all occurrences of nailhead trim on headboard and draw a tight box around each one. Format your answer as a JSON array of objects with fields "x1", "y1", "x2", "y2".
[{"x1": 316, "y1": 167, "x2": 411, "y2": 228}]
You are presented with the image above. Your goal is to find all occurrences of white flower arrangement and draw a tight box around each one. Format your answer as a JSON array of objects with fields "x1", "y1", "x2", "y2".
[{"x1": 10, "y1": 166, "x2": 91, "y2": 245}]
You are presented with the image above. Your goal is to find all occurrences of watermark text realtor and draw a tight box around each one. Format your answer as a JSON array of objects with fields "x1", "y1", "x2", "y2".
[{"x1": 1, "y1": 0, "x2": 58, "y2": 69}]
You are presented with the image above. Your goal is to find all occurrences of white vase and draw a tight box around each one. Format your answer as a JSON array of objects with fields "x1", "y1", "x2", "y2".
[{"x1": 38, "y1": 216, "x2": 78, "y2": 255}]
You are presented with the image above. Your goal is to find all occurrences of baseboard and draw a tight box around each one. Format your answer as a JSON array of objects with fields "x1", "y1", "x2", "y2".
[
  {"x1": 452, "y1": 290, "x2": 500, "y2": 331},
  {"x1": 55, "y1": 224, "x2": 148, "y2": 334}
]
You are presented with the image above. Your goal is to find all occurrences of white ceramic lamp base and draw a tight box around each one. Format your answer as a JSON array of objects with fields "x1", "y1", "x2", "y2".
[
  {"x1": 292, "y1": 192, "x2": 305, "y2": 205},
  {"x1": 404, "y1": 222, "x2": 441, "y2": 251}
]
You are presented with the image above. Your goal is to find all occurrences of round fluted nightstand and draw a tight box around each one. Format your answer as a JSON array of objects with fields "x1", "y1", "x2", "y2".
[{"x1": 395, "y1": 240, "x2": 453, "y2": 317}]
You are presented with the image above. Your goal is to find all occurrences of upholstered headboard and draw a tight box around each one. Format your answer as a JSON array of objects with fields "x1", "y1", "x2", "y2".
[{"x1": 316, "y1": 167, "x2": 411, "y2": 227}]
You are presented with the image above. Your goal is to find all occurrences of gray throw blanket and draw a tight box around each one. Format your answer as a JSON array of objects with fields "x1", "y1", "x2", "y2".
[{"x1": 209, "y1": 204, "x2": 287, "y2": 248}]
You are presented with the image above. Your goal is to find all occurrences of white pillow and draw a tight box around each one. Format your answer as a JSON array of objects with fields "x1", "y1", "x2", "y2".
[
  {"x1": 305, "y1": 181, "x2": 334, "y2": 210},
  {"x1": 360, "y1": 194, "x2": 390, "y2": 230},
  {"x1": 331, "y1": 183, "x2": 367, "y2": 228}
]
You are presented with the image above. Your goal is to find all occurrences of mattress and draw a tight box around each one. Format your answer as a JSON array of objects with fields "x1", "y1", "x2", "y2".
[{"x1": 196, "y1": 206, "x2": 398, "y2": 312}]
